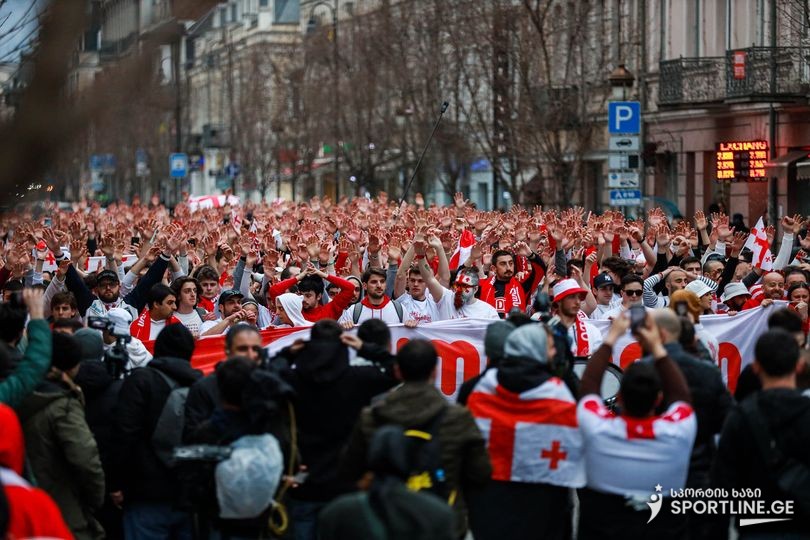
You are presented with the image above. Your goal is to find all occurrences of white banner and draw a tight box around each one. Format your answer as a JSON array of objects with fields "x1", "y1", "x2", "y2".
[
  {"x1": 187, "y1": 195, "x2": 240, "y2": 212},
  {"x1": 259, "y1": 306, "x2": 774, "y2": 399}
]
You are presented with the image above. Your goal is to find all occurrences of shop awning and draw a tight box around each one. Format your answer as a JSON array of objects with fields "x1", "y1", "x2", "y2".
[{"x1": 765, "y1": 149, "x2": 809, "y2": 168}]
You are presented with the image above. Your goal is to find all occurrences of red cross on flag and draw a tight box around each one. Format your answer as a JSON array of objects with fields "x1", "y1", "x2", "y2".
[
  {"x1": 743, "y1": 217, "x2": 773, "y2": 271},
  {"x1": 467, "y1": 370, "x2": 585, "y2": 487},
  {"x1": 448, "y1": 229, "x2": 476, "y2": 269}
]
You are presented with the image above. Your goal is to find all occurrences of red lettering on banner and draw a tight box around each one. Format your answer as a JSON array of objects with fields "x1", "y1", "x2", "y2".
[
  {"x1": 717, "y1": 342, "x2": 742, "y2": 394},
  {"x1": 619, "y1": 342, "x2": 642, "y2": 370},
  {"x1": 396, "y1": 338, "x2": 481, "y2": 396}
]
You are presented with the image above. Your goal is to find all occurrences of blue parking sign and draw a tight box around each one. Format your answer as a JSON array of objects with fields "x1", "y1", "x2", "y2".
[
  {"x1": 608, "y1": 101, "x2": 641, "y2": 134},
  {"x1": 170, "y1": 153, "x2": 188, "y2": 178}
]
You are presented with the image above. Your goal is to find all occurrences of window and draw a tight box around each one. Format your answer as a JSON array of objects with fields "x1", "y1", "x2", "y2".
[{"x1": 274, "y1": 0, "x2": 300, "y2": 24}]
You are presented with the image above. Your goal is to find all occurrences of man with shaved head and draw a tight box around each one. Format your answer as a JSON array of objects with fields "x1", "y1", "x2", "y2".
[
  {"x1": 643, "y1": 266, "x2": 692, "y2": 308},
  {"x1": 650, "y1": 309, "x2": 731, "y2": 539},
  {"x1": 742, "y1": 271, "x2": 785, "y2": 310}
]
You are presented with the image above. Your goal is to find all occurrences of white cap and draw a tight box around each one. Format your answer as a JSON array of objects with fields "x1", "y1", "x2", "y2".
[
  {"x1": 721, "y1": 282, "x2": 751, "y2": 303},
  {"x1": 107, "y1": 308, "x2": 133, "y2": 336},
  {"x1": 552, "y1": 279, "x2": 588, "y2": 303},
  {"x1": 685, "y1": 280, "x2": 713, "y2": 298}
]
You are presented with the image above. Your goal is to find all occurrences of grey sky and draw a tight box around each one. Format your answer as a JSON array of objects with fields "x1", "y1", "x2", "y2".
[{"x1": 0, "y1": 0, "x2": 47, "y2": 63}]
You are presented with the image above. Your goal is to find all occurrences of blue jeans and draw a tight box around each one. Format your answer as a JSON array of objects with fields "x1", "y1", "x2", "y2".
[
  {"x1": 288, "y1": 498, "x2": 327, "y2": 540},
  {"x1": 123, "y1": 502, "x2": 192, "y2": 540}
]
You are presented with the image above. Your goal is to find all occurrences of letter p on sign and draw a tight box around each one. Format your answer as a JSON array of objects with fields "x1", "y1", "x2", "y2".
[{"x1": 608, "y1": 101, "x2": 641, "y2": 134}]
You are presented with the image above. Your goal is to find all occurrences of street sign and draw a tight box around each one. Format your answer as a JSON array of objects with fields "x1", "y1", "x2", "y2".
[
  {"x1": 225, "y1": 163, "x2": 241, "y2": 179},
  {"x1": 170, "y1": 153, "x2": 188, "y2": 178},
  {"x1": 189, "y1": 153, "x2": 205, "y2": 171},
  {"x1": 608, "y1": 153, "x2": 639, "y2": 170},
  {"x1": 609, "y1": 135, "x2": 640, "y2": 151},
  {"x1": 136, "y1": 149, "x2": 148, "y2": 177},
  {"x1": 610, "y1": 189, "x2": 642, "y2": 206},
  {"x1": 608, "y1": 101, "x2": 641, "y2": 134},
  {"x1": 607, "y1": 171, "x2": 640, "y2": 188}
]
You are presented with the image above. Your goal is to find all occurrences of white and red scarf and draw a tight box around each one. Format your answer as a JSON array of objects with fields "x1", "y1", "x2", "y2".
[
  {"x1": 573, "y1": 310, "x2": 591, "y2": 357},
  {"x1": 130, "y1": 309, "x2": 180, "y2": 341},
  {"x1": 479, "y1": 276, "x2": 526, "y2": 316}
]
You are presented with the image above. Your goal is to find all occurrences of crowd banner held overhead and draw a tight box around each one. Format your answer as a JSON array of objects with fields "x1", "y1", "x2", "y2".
[
  {"x1": 143, "y1": 305, "x2": 776, "y2": 399},
  {"x1": 187, "y1": 194, "x2": 241, "y2": 212}
]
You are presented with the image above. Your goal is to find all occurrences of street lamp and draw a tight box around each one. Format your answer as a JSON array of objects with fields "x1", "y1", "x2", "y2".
[
  {"x1": 608, "y1": 64, "x2": 635, "y2": 100},
  {"x1": 306, "y1": 0, "x2": 340, "y2": 198}
]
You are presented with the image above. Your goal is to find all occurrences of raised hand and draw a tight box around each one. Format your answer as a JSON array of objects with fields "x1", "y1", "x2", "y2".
[
  {"x1": 694, "y1": 210, "x2": 708, "y2": 231},
  {"x1": 99, "y1": 234, "x2": 115, "y2": 258},
  {"x1": 42, "y1": 227, "x2": 62, "y2": 254}
]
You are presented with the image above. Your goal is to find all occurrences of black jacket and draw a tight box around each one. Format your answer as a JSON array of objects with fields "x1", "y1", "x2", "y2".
[
  {"x1": 182, "y1": 373, "x2": 220, "y2": 444},
  {"x1": 108, "y1": 357, "x2": 202, "y2": 503},
  {"x1": 74, "y1": 360, "x2": 122, "y2": 478},
  {"x1": 663, "y1": 342, "x2": 731, "y2": 487},
  {"x1": 283, "y1": 339, "x2": 397, "y2": 502},
  {"x1": 713, "y1": 389, "x2": 810, "y2": 536}
]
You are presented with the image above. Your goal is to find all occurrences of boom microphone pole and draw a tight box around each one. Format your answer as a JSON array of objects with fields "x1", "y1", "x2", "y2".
[{"x1": 398, "y1": 101, "x2": 449, "y2": 209}]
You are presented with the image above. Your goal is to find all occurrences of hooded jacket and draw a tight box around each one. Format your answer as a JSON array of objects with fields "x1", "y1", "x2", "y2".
[
  {"x1": 17, "y1": 378, "x2": 105, "y2": 539},
  {"x1": 282, "y1": 338, "x2": 397, "y2": 501},
  {"x1": 0, "y1": 319, "x2": 52, "y2": 408},
  {"x1": 341, "y1": 381, "x2": 492, "y2": 537},
  {"x1": 108, "y1": 356, "x2": 203, "y2": 503},
  {"x1": 0, "y1": 403, "x2": 73, "y2": 539},
  {"x1": 713, "y1": 388, "x2": 810, "y2": 535}
]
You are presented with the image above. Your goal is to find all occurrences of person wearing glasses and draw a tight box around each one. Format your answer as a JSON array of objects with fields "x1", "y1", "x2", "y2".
[{"x1": 603, "y1": 275, "x2": 646, "y2": 320}]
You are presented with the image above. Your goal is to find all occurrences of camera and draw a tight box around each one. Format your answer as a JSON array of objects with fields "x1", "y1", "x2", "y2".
[
  {"x1": 87, "y1": 315, "x2": 131, "y2": 378},
  {"x1": 629, "y1": 303, "x2": 646, "y2": 332}
]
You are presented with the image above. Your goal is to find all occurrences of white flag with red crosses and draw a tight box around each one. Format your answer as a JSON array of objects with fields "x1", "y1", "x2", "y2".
[{"x1": 743, "y1": 217, "x2": 773, "y2": 271}]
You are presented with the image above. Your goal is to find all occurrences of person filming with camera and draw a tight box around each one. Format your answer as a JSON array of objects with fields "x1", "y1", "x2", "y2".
[{"x1": 576, "y1": 308, "x2": 697, "y2": 540}]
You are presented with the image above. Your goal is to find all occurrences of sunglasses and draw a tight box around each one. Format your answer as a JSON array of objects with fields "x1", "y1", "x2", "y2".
[{"x1": 623, "y1": 289, "x2": 643, "y2": 297}]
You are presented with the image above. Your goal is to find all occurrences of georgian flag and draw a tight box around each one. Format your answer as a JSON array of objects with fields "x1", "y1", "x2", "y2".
[
  {"x1": 743, "y1": 217, "x2": 773, "y2": 271},
  {"x1": 467, "y1": 369, "x2": 585, "y2": 487},
  {"x1": 448, "y1": 229, "x2": 476, "y2": 269}
]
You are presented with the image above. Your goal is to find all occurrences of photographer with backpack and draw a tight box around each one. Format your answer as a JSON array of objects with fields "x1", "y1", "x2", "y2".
[
  {"x1": 341, "y1": 339, "x2": 491, "y2": 538},
  {"x1": 108, "y1": 324, "x2": 202, "y2": 539}
]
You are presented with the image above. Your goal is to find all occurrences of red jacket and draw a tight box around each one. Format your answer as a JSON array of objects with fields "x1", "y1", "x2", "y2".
[
  {"x1": 269, "y1": 274, "x2": 357, "y2": 322},
  {"x1": 0, "y1": 404, "x2": 73, "y2": 540}
]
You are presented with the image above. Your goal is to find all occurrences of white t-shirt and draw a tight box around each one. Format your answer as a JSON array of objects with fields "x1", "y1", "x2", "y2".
[
  {"x1": 174, "y1": 310, "x2": 204, "y2": 338},
  {"x1": 436, "y1": 288, "x2": 500, "y2": 320},
  {"x1": 590, "y1": 304, "x2": 614, "y2": 320},
  {"x1": 577, "y1": 395, "x2": 697, "y2": 497},
  {"x1": 338, "y1": 299, "x2": 413, "y2": 326},
  {"x1": 148, "y1": 319, "x2": 166, "y2": 341},
  {"x1": 398, "y1": 292, "x2": 442, "y2": 324},
  {"x1": 200, "y1": 318, "x2": 223, "y2": 335}
]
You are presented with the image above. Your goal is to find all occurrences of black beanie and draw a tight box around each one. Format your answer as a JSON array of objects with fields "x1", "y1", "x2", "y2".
[
  {"x1": 51, "y1": 333, "x2": 83, "y2": 372},
  {"x1": 153, "y1": 323, "x2": 195, "y2": 362}
]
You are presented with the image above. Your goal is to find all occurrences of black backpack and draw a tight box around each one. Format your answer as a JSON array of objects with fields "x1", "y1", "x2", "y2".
[{"x1": 402, "y1": 407, "x2": 454, "y2": 504}]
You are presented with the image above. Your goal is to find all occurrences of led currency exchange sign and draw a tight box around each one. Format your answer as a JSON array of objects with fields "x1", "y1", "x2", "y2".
[{"x1": 715, "y1": 140, "x2": 768, "y2": 181}]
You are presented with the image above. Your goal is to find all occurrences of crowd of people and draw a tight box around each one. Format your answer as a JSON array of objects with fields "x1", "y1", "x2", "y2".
[{"x1": 0, "y1": 192, "x2": 808, "y2": 540}]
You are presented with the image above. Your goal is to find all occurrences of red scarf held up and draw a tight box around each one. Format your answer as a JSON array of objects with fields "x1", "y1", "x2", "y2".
[
  {"x1": 478, "y1": 275, "x2": 526, "y2": 316},
  {"x1": 130, "y1": 309, "x2": 180, "y2": 341},
  {"x1": 573, "y1": 311, "x2": 591, "y2": 357}
]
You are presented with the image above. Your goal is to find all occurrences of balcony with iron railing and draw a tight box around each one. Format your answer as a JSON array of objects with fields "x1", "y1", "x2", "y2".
[{"x1": 659, "y1": 46, "x2": 810, "y2": 107}]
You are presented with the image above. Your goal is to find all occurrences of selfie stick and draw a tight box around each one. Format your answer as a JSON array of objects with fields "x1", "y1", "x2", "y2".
[{"x1": 398, "y1": 101, "x2": 449, "y2": 209}]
